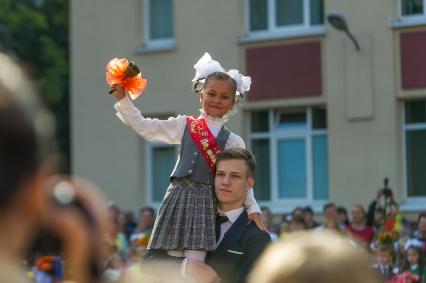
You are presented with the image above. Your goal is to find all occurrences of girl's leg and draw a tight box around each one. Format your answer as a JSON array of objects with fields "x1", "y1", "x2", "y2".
[
  {"x1": 184, "y1": 250, "x2": 206, "y2": 262},
  {"x1": 167, "y1": 250, "x2": 184, "y2": 257}
]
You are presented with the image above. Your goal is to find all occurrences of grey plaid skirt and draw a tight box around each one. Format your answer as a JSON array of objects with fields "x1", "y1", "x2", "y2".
[{"x1": 148, "y1": 176, "x2": 217, "y2": 251}]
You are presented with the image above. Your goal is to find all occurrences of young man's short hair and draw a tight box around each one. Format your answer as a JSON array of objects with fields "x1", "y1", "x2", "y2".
[{"x1": 215, "y1": 148, "x2": 256, "y2": 177}]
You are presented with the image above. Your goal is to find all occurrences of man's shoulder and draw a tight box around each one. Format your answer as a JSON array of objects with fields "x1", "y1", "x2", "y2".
[{"x1": 246, "y1": 222, "x2": 272, "y2": 241}]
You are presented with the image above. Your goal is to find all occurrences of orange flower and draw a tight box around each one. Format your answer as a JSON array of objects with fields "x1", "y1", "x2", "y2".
[
  {"x1": 136, "y1": 233, "x2": 151, "y2": 247},
  {"x1": 106, "y1": 58, "x2": 147, "y2": 100},
  {"x1": 35, "y1": 256, "x2": 55, "y2": 272},
  {"x1": 384, "y1": 219, "x2": 396, "y2": 231}
]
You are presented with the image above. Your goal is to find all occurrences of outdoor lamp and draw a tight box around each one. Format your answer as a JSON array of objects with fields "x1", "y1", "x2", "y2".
[{"x1": 327, "y1": 12, "x2": 360, "y2": 52}]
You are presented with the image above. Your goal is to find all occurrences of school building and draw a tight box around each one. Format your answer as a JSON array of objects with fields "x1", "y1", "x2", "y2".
[{"x1": 71, "y1": 0, "x2": 426, "y2": 214}]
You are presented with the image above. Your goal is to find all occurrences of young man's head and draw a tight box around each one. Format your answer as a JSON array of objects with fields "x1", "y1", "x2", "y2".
[{"x1": 214, "y1": 148, "x2": 255, "y2": 211}]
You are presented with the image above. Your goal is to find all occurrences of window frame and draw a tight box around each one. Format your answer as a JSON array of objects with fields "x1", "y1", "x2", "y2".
[
  {"x1": 145, "y1": 141, "x2": 177, "y2": 207},
  {"x1": 392, "y1": 0, "x2": 426, "y2": 28},
  {"x1": 402, "y1": 100, "x2": 426, "y2": 206},
  {"x1": 399, "y1": 0, "x2": 426, "y2": 19},
  {"x1": 248, "y1": 107, "x2": 328, "y2": 212},
  {"x1": 243, "y1": 0, "x2": 325, "y2": 42},
  {"x1": 143, "y1": 0, "x2": 176, "y2": 51}
]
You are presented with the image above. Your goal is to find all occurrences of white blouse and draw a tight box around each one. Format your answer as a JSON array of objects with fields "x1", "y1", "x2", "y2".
[{"x1": 114, "y1": 96, "x2": 260, "y2": 214}]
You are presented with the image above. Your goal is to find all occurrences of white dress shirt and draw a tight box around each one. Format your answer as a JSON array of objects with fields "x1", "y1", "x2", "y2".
[{"x1": 216, "y1": 207, "x2": 245, "y2": 246}]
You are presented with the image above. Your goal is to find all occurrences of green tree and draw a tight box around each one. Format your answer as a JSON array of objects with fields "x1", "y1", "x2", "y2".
[{"x1": 0, "y1": 0, "x2": 70, "y2": 172}]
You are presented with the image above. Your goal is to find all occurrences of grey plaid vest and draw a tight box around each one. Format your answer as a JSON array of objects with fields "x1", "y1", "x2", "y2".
[{"x1": 170, "y1": 124, "x2": 230, "y2": 185}]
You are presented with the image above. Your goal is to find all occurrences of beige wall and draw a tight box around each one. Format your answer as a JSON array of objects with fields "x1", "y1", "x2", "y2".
[
  {"x1": 324, "y1": 0, "x2": 400, "y2": 209},
  {"x1": 71, "y1": 0, "x2": 425, "y2": 212}
]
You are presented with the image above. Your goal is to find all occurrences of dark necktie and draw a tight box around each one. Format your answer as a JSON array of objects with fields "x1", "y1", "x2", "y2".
[{"x1": 215, "y1": 214, "x2": 228, "y2": 242}]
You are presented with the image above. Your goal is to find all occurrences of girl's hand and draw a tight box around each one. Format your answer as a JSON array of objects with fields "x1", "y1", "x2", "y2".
[
  {"x1": 248, "y1": 212, "x2": 268, "y2": 232},
  {"x1": 109, "y1": 84, "x2": 126, "y2": 101}
]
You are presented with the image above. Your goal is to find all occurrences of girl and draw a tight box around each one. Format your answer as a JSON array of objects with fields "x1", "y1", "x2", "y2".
[
  {"x1": 109, "y1": 53, "x2": 262, "y2": 262},
  {"x1": 402, "y1": 240, "x2": 426, "y2": 283}
]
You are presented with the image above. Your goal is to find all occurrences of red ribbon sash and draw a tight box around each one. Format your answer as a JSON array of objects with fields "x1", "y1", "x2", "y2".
[{"x1": 186, "y1": 116, "x2": 222, "y2": 174}]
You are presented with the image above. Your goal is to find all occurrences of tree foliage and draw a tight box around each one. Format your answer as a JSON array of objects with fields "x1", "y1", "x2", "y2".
[{"x1": 0, "y1": 0, "x2": 70, "y2": 172}]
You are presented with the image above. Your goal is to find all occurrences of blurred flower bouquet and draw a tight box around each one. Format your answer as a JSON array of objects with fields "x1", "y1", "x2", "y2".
[
  {"x1": 135, "y1": 233, "x2": 151, "y2": 248},
  {"x1": 388, "y1": 271, "x2": 420, "y2": 283},
  {"x1": 378, "y1": 229, "x2": 399, "y2": 247}
]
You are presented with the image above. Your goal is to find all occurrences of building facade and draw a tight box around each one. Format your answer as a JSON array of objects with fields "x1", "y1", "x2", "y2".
[{"x1": 71, "y1": 0, "x2": 426, "y2": 213}]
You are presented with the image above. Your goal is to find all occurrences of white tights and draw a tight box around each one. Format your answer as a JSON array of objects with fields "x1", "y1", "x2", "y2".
[{"x1": 167, "y1": 250, "x2": 206, "y2": 262}]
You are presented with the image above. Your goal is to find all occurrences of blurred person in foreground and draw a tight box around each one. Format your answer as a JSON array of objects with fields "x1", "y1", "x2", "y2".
[
  {"x1": 0, "y1": 52, "x2": 108, "y2": 283},
  {"x1": 249, "y1": 230, "x2": 381, "y2": 283}
]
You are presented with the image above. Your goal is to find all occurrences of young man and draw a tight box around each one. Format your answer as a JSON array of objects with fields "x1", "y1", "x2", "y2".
[
  {"x1": 186, "y1": 148, "x2": 271, "y2": 283},
  {"x1": 144, "y1": 148, "x2": 271, "y2": 283}
]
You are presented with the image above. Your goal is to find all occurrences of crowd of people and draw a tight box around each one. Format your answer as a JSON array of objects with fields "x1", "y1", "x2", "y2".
[
  {"x1": 25, "y1": 191, "x2": 426, "y2": 283},
  {"x1": 260, "y1": 190, "x2": 426, "y2": 283}
]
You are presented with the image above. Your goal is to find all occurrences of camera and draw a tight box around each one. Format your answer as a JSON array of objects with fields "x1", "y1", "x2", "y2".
[
  {"x1": 382, "y1": 178, "x2": 393, "y2": 199},
  {"x1": 28, "y1": 179, "x2": 103, "y2": 281}
]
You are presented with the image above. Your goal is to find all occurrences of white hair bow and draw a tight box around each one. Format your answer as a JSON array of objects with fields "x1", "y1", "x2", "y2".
[
  {"x1": 404, "y1": 238, "x2": 424, "y2": 251},
  {"x1": 192, "y1": 52, "x2": 224, "y2": 82},
  {"x1": 192, "y1": 52, "x2": 252, "y2": 97},
  {"x1": 227, "y1": 69, "x2": 251, "y2": 97}
]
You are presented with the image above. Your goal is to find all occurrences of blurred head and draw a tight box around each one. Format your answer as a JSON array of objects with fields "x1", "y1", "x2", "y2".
[
  {"x1": 417, "y1": 213, "x2": 426, "y2": 235},
  {"x1": 0, "y1": 52, "x2": 56, "y2": 253},
  {"x1": 249, "y1": 231, "x2": 380, "y2": 283},
  {"x1": 292, "y1": 207, "x2": 304, "y2": 218},
  {"x1": 0, "y1": 52, "x2": 56, "y2": 211},
  {"x1": 323, "y1": 203, "x2": 337, "y2": 222},
  {"x1": 406, "y1": 247, "x2": 421, "y2": 266},
  {"x1": 374, "y1": 208, "x2": 385, "y2": 227},
  {"x1": 215, "y1": 148, "x2": 255, "y2": 211},
  {"x1": 137, "y1": 207, "x2": 155, "y2": 230},
  {"x1": 302, "y1": 206, "x2": 315, "y2": 226},
  {"x1": 388, "y1": 202, "x2": 399, "y2": 219},
  {"x1": 337, "y1": 206, "x2": 349, "y2": 225},
  {"x1": 261, "y1": 207, "x2": 272, "y2": 226},
  {"x1": 290, "y1": 216, "x2": 306, "y2": 232},
  {"x1": 351, "y1": 204, "x2": 366, "y2": 225},
  {"x1": 375, "y1": 245, "x2": 393, "y2": 266}
]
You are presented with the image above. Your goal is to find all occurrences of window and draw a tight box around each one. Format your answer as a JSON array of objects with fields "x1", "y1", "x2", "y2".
[
  {"x1": 400, "y1": 0, "x2": 424, "y2": 17},
  {"x1": 144, "y1": 0, "x2": 175, "y2": 49},
  {"x1": 404, "y1": 100, "x2": 426, "y2": 197},
  {"x1": 247, "y1": 0, "x2": 324, "y2": 33},
  {"x1": 249, "y1": 107, "x2": 329, "y2": 205},
  {"x1": 146, "y1": 142, "x2": 177, "y2": 203}
]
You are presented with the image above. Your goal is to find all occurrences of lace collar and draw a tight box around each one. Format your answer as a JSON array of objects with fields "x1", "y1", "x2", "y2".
[{"x1": 198, "y1": 109, "x2": 228, "y2": 126}]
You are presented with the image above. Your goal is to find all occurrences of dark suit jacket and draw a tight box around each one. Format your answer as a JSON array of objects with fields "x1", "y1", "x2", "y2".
[
  {"x1": 143, "y1": 210, "x2": 271, "y2": 283},
  {"x1": 206, "y1": 210, "x2": 271, "y2": 283}
]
